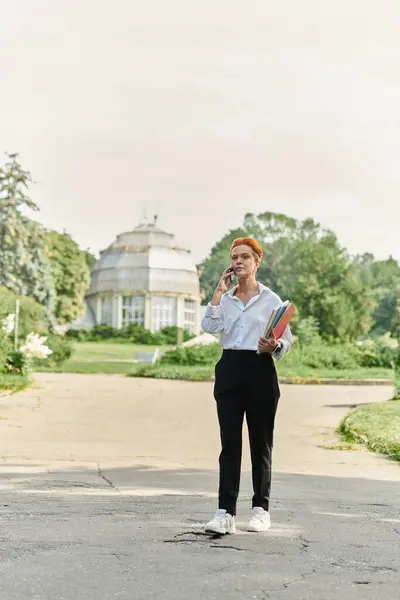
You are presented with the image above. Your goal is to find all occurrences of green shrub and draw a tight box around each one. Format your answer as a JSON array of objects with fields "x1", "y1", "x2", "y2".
[
  {"x1": 354, "y1": 338, "x2": 397, "y2": 368},
  {"x1": 86, "y1": 324, "x2": 116, "y2": 340},
  {"x1": 160, "y1": 343, "x2": 222, "y2": 366},
  {"x1": 294, "y1": 316, "x2": 321, "y2": 345},
  {"x1": 93, "y1": 337, "x2": 140, "y2": 344},
  {"x1": 288, "y1": 343, "x2": 359, "y2": 370},
  {"x1": 65, "y1": 328, "x2": 87, "y2": 341},
  {"x1": 48, "y1": 333, "x2": 74, "y2": 364},
  {"x1": 72, "y1": 323, "x2": 172, "y2": 346},
  {"x1": 34, "y1": 333, "x2": 74, "y2": 367},
  {"x1": 4, "y1": 349, "x2": 27, "y2": 375},
  {"x1": 66, "y1": 323, "x2": 187, "y2": 346},
  {"x1": 0, "y1": 287, "x2": 47, "y2": 337},
  {"x1": 131, "y1": 327, "x2": 166, "y2": 345},
  {"x1": 121, "y1": 324, "x2": 151, "y2": 341},
  {"x1": 289, "y1": 316, "x2": 361, "y2": 369},
  {"x1": 159, "y1": 326, "x2": 194, "y2": 344},
  {"x1": 287, "y1": 321, "x2": 397, "y2": 370}
]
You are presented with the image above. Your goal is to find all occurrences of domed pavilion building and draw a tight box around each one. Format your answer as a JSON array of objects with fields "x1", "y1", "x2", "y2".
[{"x1": 76, "y1": 222, "x2": 202, "y2": 334}]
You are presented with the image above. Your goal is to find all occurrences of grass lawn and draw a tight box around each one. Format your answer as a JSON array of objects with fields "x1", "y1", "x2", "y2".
[
  {"x1": 339, "y1": 400, "x2": 400, "y2": 461},
  {"x1": 128, "y1": 363, "x2": 393, "y2": 383},
  {"x1": 70, "y1": 342, "x2": 170, "y2": 361},
  {"x1": 38, "y1": 360, "x2": 140, "y2": 375},
  {"x1": 130, "y1": 364, "x2": 216, "y2": 381},
  {"x1": 0, "y1": 373, "x2": 30, "y2": 393},
  {"x1": 34, "y1": 342, "x2": 170, "y2": 375},
  {"x1": 33, "y1": 341, "x2": 394, "y2": 382},
  {"x1": 276, "y1": 364, "x2": 393, "y2": 381}
]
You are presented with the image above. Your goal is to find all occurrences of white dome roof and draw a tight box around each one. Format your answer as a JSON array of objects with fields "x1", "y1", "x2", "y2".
[{"x1": 88, "y1": 224, "x2": 200, "y2": 297}]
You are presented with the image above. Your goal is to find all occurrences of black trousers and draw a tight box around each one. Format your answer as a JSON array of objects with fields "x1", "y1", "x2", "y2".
[{"x1": 213, "y1": 350, "x2": 280, "y2": 516}]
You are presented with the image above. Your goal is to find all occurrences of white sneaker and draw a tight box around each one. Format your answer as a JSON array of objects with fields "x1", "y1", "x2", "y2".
[
  {"x1": 205, "y1": 509, "x2": 236, "y2": 534},
  {"x1": 247, "y1": 507, "x2": 271, "y2": 532}
]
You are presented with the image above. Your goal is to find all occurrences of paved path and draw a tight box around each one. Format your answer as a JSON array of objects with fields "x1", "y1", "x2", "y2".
[{"x1": 1, "y1": 373, "x2": 399, "y2": 599}]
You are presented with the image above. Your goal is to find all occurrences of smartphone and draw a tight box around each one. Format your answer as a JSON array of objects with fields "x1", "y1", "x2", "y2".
[{"x1": 227, "y1": 267, "x2": 235, "y2": 285}]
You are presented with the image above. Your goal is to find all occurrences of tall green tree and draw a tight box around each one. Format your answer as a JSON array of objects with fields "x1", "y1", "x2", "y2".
[
  {"x1": 0, "y1": 153, "x2": 54, "y2": 314},
  {"x1": 198, "y1": 227, "x2": 246, "y2": 301},
  {"x1": 45, "y1": 230, "x2": 91, "y2": 324},
  {"x1": 83, "y1": 248, "x2": 97, "y2": 273},
  {"x1": 277, "y1": 232, "x2": 375, "y2": 341},
  {"x1": 199, "y1": 211, "x2": 377, "y2": 342},
  {"x1": 353, "y1": 255, "x2": 400, "y2": 336}
]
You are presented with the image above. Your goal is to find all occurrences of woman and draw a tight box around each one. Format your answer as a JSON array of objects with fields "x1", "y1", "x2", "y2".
[{"x1": 201, "y1": 237, "x2": 293, "y2": 534}]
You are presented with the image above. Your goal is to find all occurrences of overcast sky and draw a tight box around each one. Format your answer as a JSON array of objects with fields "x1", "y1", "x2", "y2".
[{"x1": 1, "y1": 1, "x2": 399, "y2": 263}]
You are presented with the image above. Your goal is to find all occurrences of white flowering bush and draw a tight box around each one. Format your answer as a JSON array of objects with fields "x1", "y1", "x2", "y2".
[
  {"x1": 2, "y1": 324, "x2": 52, "y2": 377},
  {"x1": 1, "y1": 312, "x2": 72, "y2": 382},
  {"x1": 20, "y1": 333, "x2": 52, "y2": 360},
  {"x1": 2, "y1": 314, "x2": 15, "y2": 336},
  {"x1": 6, "y1": 333, "x2": 52, "y2": 378}
]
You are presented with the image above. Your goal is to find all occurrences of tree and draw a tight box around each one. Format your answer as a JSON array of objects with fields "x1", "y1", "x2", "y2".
[
  {"x1": 277, "y1": 232, "x2": 375, "y2": 341},
  {"x1": 0, "y1": 286, "x2": 46, "y2": 337},
  {"x1": 45, "y1": 230, "x2": 91, "y2": 324},
  {"x1": 240, "y1": 212, "x2": 296, "y2": 295},
  {"x1": 199, "y1": 211, "x2": 377, "y2": 342},
  {"x1": 198, "y1": 227, "x2": 246, "y2": 301},
  {"x1": 83, "y1": 248, "x2": 97, "y2": 273},
  {"x1": 0, "y1": 153, "x2": 54, "y2": 315},
  {"x1": 353, "y1": 255, "x2": 400, "y2": 336}
]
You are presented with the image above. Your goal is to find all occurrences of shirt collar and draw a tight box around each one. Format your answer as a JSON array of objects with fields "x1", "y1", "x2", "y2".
[{"x1": 228, "y1": 282, "x2": 270, "y2": 299}]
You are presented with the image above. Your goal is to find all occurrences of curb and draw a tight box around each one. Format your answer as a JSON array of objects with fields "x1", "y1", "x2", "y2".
[
  {"x1": 278, "y1": 377, "x2": 392, "y2": 386},
  {"x1": 127, "y1": 374, "x2": 393, "y2": 386}
]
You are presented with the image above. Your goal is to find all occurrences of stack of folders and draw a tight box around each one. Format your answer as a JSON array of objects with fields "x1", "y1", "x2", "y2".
[{"x1": 264, "y1": 301, "x2": 296, "y2": 339}]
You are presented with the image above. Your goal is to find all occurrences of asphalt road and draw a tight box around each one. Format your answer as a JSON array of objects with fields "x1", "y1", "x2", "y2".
[{"x1": 0, "y1": 374, "x2": 399, "y2": 599}]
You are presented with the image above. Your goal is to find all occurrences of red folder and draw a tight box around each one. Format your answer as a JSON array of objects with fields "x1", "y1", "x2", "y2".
[{"x1": 273, "y1": 303, "x2": 296, "y2": 339}]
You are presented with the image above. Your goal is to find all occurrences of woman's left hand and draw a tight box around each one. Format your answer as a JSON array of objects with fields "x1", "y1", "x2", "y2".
[{"x1": 258, "y1": 330, "x2": 278, "y2": 354}]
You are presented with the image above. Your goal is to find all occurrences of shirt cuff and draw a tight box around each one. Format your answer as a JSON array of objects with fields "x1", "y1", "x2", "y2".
[{"x1": 205, "y1": 303, "x2": 223, "y2": 318}]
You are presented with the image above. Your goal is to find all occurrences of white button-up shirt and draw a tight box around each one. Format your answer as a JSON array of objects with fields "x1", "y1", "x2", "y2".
[{"x1": 201, "y1": 283, "x2": 294, "y2": 360}]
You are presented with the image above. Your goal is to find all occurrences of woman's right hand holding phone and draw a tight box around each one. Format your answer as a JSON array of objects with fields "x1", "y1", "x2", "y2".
[
  {"x1": 211, "y1": 267, "x2": 234, "y2": 304},
  {"x1": 218, "y1": 267, "x2": 235, "y2": 293}
]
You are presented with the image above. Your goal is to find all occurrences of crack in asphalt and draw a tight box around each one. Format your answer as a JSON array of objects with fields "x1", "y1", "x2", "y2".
[
  {"x1": 97, "y1": 462, "x2": 121, "y2": 494},
  {"x1": 331, "y1": 560, "x2": 397, "y2": 574},
  {"x1": 299, "y1": 535, "x2": 311, "y2": 555},
  {"x1": 282, "y1": 570, "x2": 317, "y2": 589},
  {"x1": 164, "y1": 531, "x2": 252, "y2": 552},
  {"x1": 163, "y1": 531, "x2": 289, "y2": 555},
  {"x1": 210, "y1": 544, "x2": 248, "y2": 552},
  {"x1": 173, "y1": 531, "x2": 224, "y2": 540},
  {"x1": 165, "y1": 539, "x2": 250, "y2": 552}
]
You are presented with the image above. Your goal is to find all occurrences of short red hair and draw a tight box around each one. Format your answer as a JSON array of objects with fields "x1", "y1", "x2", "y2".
[{"x1": 230, "y1": 237, "x2": 263, "y2": 261}]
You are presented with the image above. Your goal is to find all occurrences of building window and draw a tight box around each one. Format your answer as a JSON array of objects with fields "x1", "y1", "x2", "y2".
[
  {"x1": 101, "y1": 297, "x2": 113, "y2": 326},
  {"x1": 184, "y1": 299, "x2": 197, "y2": 333},
  {"x1": 151, "y1": 296, "x2": 176, "y2": 332},
  {"x1": 122, "y1": 295, "x2": 145, "y2": 327}
]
